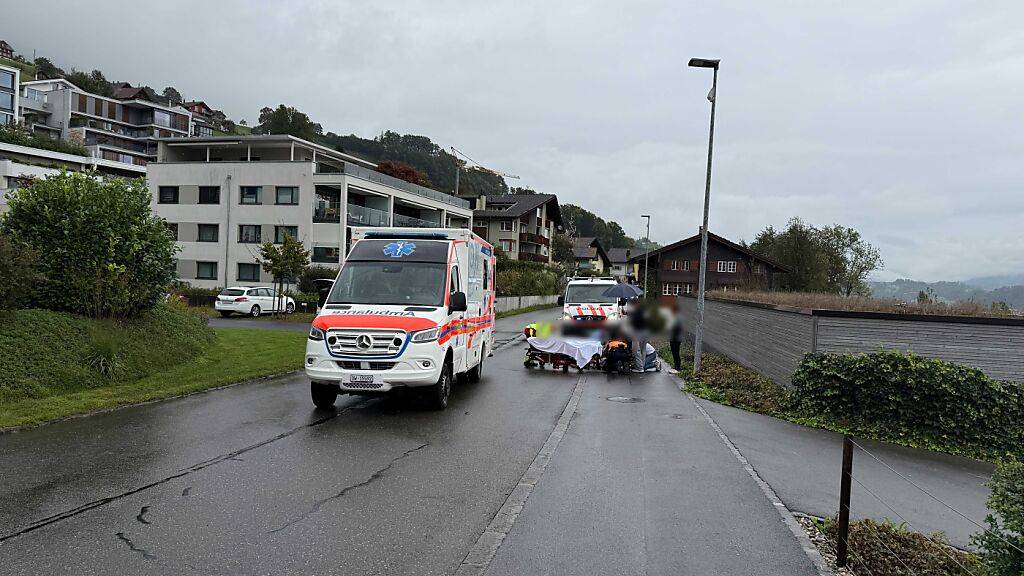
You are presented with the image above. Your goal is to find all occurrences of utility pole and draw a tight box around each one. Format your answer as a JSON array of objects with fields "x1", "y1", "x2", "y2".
[
  {"x1": 688, "y1": 57, "x2": 720, "y2": 375},
  {"x1": 641, "y1": 214, "x2": 651, "y2": 295}
]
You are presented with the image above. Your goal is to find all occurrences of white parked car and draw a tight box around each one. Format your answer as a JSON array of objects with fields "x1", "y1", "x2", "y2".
[{"x1": 215, "y1": 286, "x2": 296, "y2": 317}]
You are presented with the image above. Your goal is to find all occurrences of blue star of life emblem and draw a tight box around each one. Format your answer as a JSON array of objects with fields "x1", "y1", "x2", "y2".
[{"x1": 383, "y1": 241, "x2": 416, "y2": 258}]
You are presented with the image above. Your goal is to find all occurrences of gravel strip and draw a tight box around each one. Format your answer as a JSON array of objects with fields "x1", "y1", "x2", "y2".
[{"x1": 795, "y1": 514, "x2": 856, "y2": 576}]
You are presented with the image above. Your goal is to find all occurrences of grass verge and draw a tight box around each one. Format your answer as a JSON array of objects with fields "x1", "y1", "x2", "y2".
[
  {"x1": 0, "y1": 328, "x2": 306, "y2": 430},
  {"x1": 496, "y1": 303, "x2": 558, "y2": 320}
]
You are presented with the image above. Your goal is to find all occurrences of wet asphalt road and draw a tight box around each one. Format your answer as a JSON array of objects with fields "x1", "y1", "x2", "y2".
[{"x1": 0, "y1": 307, "x2": 820, "y2": 575}]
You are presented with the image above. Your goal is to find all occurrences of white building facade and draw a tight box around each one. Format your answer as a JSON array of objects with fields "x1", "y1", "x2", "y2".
[{"x1": 149, "y1": 135, "x2": 473, "y2": 289}]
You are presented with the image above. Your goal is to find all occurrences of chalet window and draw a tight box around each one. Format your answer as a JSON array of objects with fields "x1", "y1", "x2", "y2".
[
  {"x1": 684, "y1": 283, "x2": 693, "y2": 294},
  {"x1": 198, "y1": 186, "x2": 220, "y2": 204},
  {"x1": 670, "y1": 260, "x2": 678, "y2": 271},
  {"x1": 662, "y1": 283, "x2": 671, "y2": 296},
  {"x1": 237, "y1": 263, "x2": 261, "y2": 282},
  {"x1": 717, "y1": 261, "x2": 737, "y2": 273},
  {"x1": 683, "y1": 260, "x2": 690, "y2": 271},
  {"x1": 753, "y1": 263, "x2": 765, "y2": 274},
  {"x1": 500, "y1": 220, "x2": 515, "y2": 232},
  {"x1": 500, "y1": 239, "x2": 515, "y2": 252},
  {"x1": 672, "y1": 284, "x2": 681, "y2": 296},
  {"x1": 158, "y1": 186, "x2": 179, "y2": 204}
]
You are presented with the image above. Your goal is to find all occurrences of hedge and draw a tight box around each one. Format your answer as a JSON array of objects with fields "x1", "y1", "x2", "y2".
[
  {"x1": 495, "y1": 260, "x2": 562, "y2": 297},
  {"x1": 973, "y1": 460, "x2": 1024, "y2": 575},
  {"x1": 791, "y1": 351, "x2": 1024, "y2": 460}
]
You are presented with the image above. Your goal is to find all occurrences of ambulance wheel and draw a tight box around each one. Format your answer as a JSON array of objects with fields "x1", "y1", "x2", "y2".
[
  {"x1": 561, "y1": 364, "x2": 569, "y2": 373},
  {"x1": 425, "y1": 361, "x2": 452, "y2": 410},
  {"x1": 310, "y1": 382, "x2": 338, "y2": 410},
  {"x1": 468, "y1": 347, "x2": 485, "y2": 383}
]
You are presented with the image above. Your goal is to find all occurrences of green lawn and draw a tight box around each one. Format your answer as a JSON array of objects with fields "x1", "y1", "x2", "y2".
[
  {"x1": 0, "y1": 328, "x2": 306, "y2": 430},
  {"x1": 496, "y1": 303, "x2": 558, "y2": 319}
]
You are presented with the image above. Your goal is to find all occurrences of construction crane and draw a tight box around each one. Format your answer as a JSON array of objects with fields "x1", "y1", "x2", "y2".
[{"x1": 450, "y1": 146, "x2": 519, "y2": 197}]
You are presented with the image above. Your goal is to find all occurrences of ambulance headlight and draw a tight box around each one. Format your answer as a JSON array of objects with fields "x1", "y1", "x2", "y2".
[
  {"x1": 308, "y1": 326, "x2": 325, "y2": 341},
  {"x1": 411, "y1": 327, "x2": 439, "y2": 342}
]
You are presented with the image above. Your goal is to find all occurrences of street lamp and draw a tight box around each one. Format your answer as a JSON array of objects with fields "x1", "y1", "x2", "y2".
[
  {"x1": 688, "y1": 57, "x2": 719, "y2": 376},
  {"x1": 641, "y1": 214, "x2": 651, "y2": 295}
]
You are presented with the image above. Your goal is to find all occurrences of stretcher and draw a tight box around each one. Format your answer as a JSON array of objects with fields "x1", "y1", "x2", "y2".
[{"x1": 524, "y1": 336, "x2": 660, "y2": 373}]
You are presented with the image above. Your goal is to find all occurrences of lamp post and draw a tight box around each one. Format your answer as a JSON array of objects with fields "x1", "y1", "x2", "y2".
[
  {"x1": 641, "y1": 214, "x2": 651, "y2": 295},
  {"x1": 688, "y1": 57, "x2": 719, "y2": 375}
]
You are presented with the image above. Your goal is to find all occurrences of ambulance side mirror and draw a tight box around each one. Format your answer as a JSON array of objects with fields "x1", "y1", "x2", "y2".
[
  {"x1": 449, "y1": 291, "x2": 468, "y2": 313},
  {"x1": 556, "y1": 296, "x2": 564, "y2": 306}
]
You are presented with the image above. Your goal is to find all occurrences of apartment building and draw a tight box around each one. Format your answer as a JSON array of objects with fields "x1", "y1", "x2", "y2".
[
  {"x1": 0, "y1": 64, "x2": 18, "y2": 126},
  {"x1": 18, "y1": 79, "x2": 192, "y2": 167},
  {"x1": 471, "y1": 193, "x2": 561, "y2": 263},
  {"x1": 148, "y1": 135, "x2": 473, "y2": 289}
]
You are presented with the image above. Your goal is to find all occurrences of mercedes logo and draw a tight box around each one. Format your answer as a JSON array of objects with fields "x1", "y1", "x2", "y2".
[{"x1": 356, "y1": 334, "x2": 374, "y2": 350}]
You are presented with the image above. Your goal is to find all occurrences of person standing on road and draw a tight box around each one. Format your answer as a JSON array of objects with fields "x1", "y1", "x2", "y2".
[
  {"x1": 668, "y1": 301, "x2": 684, "y2": 372},
  {"x1": 627, "y1": 298, "x2": 649, "y2": 373}
]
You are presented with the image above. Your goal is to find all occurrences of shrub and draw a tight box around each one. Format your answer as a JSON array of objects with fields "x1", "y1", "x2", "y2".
[
  {"x1": 0, "y1": 123, "x2": 90, "y2": 156},
  {"x1": 83, "y1": 329, "x2": 123, "y2": 378},
  {"x1": 496, "y1": 260, "x2": 562, "y2": 296},
  {"x1": 666, "y1": 346, "x2": 790, "y2": 415},
  {"x1": 0, "y1": 172, "x2": 178, "y2": 317},
  {"x1": 791, "y1": 351, "x2": 1024, "y2": 460},
  {"x1": 972, "y1": 460, "x2": 1024, "y2": 575},
  {"x1": 0, "y1": 232, "x2": 43, "y2": 310},
  {"x1": 298, "y1": 265, "x2": 338, "y2": 294},
  {"x1": 821, "y1": 518, "x2": 982, "y2": 576}
]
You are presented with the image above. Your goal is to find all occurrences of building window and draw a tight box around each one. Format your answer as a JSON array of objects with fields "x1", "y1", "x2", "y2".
[
  {"x1": 165, "y1": 222, "x2": 178, "y2": 240},
  {"x1": 500, "y1": 220, "x2": 514, "y2": 232},
  {"x1": 197, "y1": 224, "x2": 219, "y2": 242},
  {"x1": 275, "y1": 186, "x2": 299, "y2": 205},
  {"x1": 683, "y1": 260, "x2": 691, "y2": 271},
  {"x1": 0, "y1": 70, "x2": 14, "y2": 91},
  {"x1": 662, "y1": 283, "x2": 671, "y2": 296},
  {"x1": 670, "y1": 260, "x2": 679, "y2": 271},
  {"x1": 0, "y1": 92, "x2": 13, "y2": 112},
  {"x1": 312, "y1": 246, "x2": 340, "y2": 263},
  {"x1": 158, "y1": 186, "x2": 179, "y2": 204},
  {"x1": 499, "y1": 239, "x2": 515, "y2": 253},
  {"x1": 196, "y1": 261, "x2": 218, "y2": 280},
  {"x1": 275, "y1": 225, "x2": 298, "y2": 243},
  {"x1": 717, "y1": 261, "x2": 737, "y2": 273},
  {"x1": 237, "y1": 263, "x2": 261, "y2": 282},
  {"x1": 240, "y1": 186, "x2": 261, "y2": 205},
  {"x1": 753, "y1": 263, "x2": 765, "y2": 275},
  {"x1": 198, "y1": 186, "x2": 220, "y2": 204},
  {"x1": 684, "y1": 283, "x2": 692, "y2": 294},
  {"x1": 238, "y1": 225, "x2": 261, "y2": 243}
]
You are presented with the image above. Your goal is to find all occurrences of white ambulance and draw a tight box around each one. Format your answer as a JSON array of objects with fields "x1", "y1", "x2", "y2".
[
  {"x1": 305, "y1": 228, "x2": 495, "y2": 410},
  {"x1": 558, "y1": 277, "x2": 623, "y2": 321}
]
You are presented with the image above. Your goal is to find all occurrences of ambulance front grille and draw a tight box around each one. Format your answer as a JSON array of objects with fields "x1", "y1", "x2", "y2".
[{"x1": 326, "y1": 329, "x2": 406, "y2": 356}]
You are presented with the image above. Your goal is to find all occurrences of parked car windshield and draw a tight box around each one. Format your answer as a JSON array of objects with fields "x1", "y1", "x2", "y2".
[
  {"x1": 220, "y1": 289, "x2": 245, "y2": 296},
  {"x1": 327, "y1": 261, "x2": 447, "y2": 306},
  {"x1": 564, "y1": 284, "x2": 617, "y2": 303}
]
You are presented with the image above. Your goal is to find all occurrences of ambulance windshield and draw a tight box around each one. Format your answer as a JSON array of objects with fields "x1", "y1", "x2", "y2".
[
  {"x1": 327, "y1": 261, "x2": 447, "y2": 307},
  {"x1": 564, "y1": 284, "x2": 616, "y2": 304}
]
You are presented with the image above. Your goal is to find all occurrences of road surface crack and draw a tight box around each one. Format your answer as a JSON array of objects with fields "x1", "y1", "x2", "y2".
[
  {"x1": 0, "y1": 400, "x2": 370, "y2": 543},
  {"x1": 268, "y1": 443, "x2": 429, "y2": 535},
  {"x1": 136, "y1": 506, "x2": 151, "y2": 525},
  {"x1": 115, "y1": 532, "x2": 156, "y2": 560}
]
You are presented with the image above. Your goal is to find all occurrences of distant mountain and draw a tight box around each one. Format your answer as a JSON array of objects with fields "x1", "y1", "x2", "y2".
[
  {"x1": 869, "y1": 279, "x2": 1024, "y2": 310},
  {"x1": 962, "y1": 273, "x2": 1024, "y2": 290}
]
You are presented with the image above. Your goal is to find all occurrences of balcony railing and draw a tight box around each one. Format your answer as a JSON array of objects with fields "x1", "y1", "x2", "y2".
[
  {"x1": 315, "y1": 161, "x2": 470, "y2": 209},
  {"x1": 519, "y1": 231, "x2": 550, "y2": 246},
  {"x1": 347, "y1": 204, "x2": 390, "y2": 227},
  {"x1": 313, "y1": 201, "x2": 341, "y2": 223},
  {"x1": 393, "y1": 213, "x2": 438, "y2": 228}
]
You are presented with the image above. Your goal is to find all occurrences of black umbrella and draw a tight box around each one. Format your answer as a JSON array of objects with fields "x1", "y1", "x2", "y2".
[{"x1": 601, "y1": 282, "x2": 644, "y2": 300}]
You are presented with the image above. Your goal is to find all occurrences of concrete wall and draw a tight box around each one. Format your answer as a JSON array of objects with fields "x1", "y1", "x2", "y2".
[
  {"x1": 677, "y1": 296, "x2": 1024, "y2": 385},
  {"x1": 495, "y1": 294, "x2": 559, "y2": 313}
]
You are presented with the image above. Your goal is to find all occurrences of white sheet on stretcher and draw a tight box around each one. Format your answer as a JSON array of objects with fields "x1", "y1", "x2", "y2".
[
  {"x1": 527, "y1": 337, "x2": 603, "y2": 368},
  {"x1": 527, "y1": 337, "x2": 657, "y2": 369}
]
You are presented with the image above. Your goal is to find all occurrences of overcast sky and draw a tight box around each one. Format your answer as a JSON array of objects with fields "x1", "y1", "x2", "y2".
[{"x1": 6, "y1": 1, "x2": 1024, "y2": 282}]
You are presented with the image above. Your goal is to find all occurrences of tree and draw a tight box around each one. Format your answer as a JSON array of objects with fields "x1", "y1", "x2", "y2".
[
  {"x1": 0, "y1": 232, "x2": 43, "y2": 311},
  {"x1": 510, "y1": 186, "x2": 538, "y2": 195},
  {"x1": 162, "y1": 87, "x2": 183, "y2": 105},
  {"x1": 377, "y1": 160, "x2": 429, "y2": 186},
  {"x1": 751, "y1": 218, "x2": 830, "y2": 292},
  {"x1": 817, "y1": 225, "x2": 883, "y2": 296},
  {"x1": 33, "y1": 57, "x2": 62, "y2": 80},
  {"x1": 551, "y1": 233, "x2": 574, "y2": 266},
  {"x1": 258, "y1": 235, "x2": 309, "y2": 315},
  {"x1": 561, "y1": 204, "x2": 638, "y2": 249},
  {"x1": 0, "y1": 172, "x2": 178, "y2": 317},
  {"x1": 252, "y1": 105, "x2": 322, "y2": 140}
]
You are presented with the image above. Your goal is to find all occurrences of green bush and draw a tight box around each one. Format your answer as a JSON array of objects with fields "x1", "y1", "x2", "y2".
[
  {"x1": 0, "y1": 302, "x2": 213, "y2": 404},
  {"x1": 664, "y1": 347, "x2": 790, "y2": 415},
  {"x1": 0, "y1": 123, "x2": 90, "y2": 156},
  {"x1": 791, "y1": 351, "x2": 1024, "y2": 460},
  {"x1": 298, "y1": 265, "x2": 338, "y2": 294},
  {"x1": 495, "y1": 261, "x2": 562, "y2": 296},
  {"x1": 973, "y1": 460, "x2": 1024, "y2": 575},
  {"x1": 821, "y1": 518, "x2": 982, "y2": 576},
  {"x1": 0, "y1": 232, "x2": 43, "y2": 310},
  {"x1": 1, "y1": 172, "x2": 178, "y2": 317}
]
